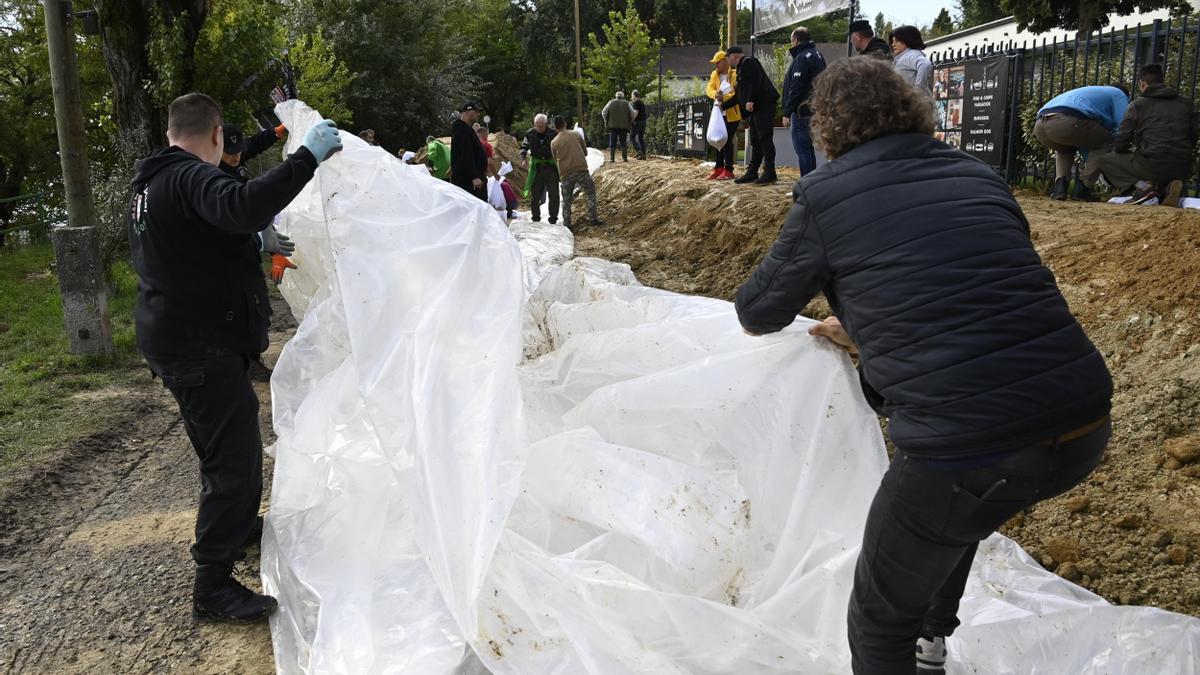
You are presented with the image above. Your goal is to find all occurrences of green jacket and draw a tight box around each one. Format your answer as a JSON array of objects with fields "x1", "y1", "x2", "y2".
[
  {"x1": 1114, "y1": 83, "x2": 1197, "y2": 181},
  {"x1": 602, "y1": 98, "x2": 635, "y2": 130}
]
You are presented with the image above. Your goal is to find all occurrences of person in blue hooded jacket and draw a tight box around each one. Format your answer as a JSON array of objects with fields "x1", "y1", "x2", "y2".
[
  {"x1": 736, "y1": 58, "x2": 1112, "y2": 675},
  {"x1": 1034, "y1": 84, "x2": 1130, "y2": 201}
]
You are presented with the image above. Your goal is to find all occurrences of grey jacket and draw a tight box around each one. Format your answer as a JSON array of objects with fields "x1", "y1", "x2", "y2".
[
  {"x1": 894, "y1": 48, "x2": 933, "y2": 92},
  {"x1": 602, "y1": 98, "x2": 636, "y2": 130}
]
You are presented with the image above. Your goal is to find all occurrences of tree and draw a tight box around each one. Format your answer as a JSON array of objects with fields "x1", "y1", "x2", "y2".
[
  {"x1": 956, "y1": 0, "x2": 1007, "y2": 30},
  {"x1": 289, "y1": 29, "x2": 354, "y2": 125},
  {"x1": 581, "y1": 7, "x2": 663, "y2": 114},
  {"x1": 874, "y1": 12, "x2": 889, "y2": 37},
  {"x1": 930, "y1": 8, "x2": 957, "y2": 37},
  {"x1": 629, "y1": 0, "x2": 723, "y2": 44},
  {"x1": 1005, "y1": 0, "x2": 1192, "y2": 34}
]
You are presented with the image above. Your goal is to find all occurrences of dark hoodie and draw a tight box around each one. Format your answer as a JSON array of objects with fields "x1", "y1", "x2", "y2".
[
  {"x1": 129, "y1": 145, "x2": 318, "y2": 360},
  {"x1": 1114, "y1": 83, "x2": 1198, "y2": 182}
]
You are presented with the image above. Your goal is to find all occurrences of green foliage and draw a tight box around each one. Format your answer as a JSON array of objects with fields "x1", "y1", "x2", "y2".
[
  {"x1": 956, "y1": 0, "x2": 1007, "y2": 30},
  {"x1": 289, "y1": 28, "x2": 355, "y2": 125},
  {"x1": 582, "y1": 7, "x2": 664, "y2": 117},
  {"x1": 631, "y1": 0, "x2": 723, "y2": 44},
  {"x1": 645, "y1": 108, "x2": 676, "y2": 154},
  {"x1": 193, "y1": 0, "x2": 287, "y2": 125},
  {"x1": 1006, "y1": 0, "x2": 1192, "y2": 33},
  {"x1": 930, "y1": 8, "x2": 957, "y2": 37},
  {"x1": 145, "y1": 9, "x2": 191, "y2": 107}
]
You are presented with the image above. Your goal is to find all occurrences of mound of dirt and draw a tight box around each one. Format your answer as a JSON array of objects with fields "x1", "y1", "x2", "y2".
[{"x1": 576, "y1": 158, "x2": 1200, "y2": 617}]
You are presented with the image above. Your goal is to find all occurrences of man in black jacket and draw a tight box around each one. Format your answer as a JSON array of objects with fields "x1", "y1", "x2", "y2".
[
  {"x1": 781, "y1": 27, "x2": 826, "y2": 175},
  {"x1": 130, "y1": 92, "x2": 342, "y2": 625},
  {"x1": 1099, "y1": 64, "x2": 1197, "y2": 207},
  {"x1": 630, "y1": 91, "x2": 648, "y2": 160},
  {"x1": 728, "y1": 46, "x2": 781, "y2": 185},
  {"x1": 736, "y1": 59, "x2": 1111, "y2": 674},
  {"x1": 849, "y1": 20, "x2": 892, "y2": 59},
  {"x1": 220, "y1": 123, "x2": 295, "y2": 382},
  {"x1": 520, "y1": 113, "x2": 560, "y2": 223},
  {"x1": 450, "y1": 102, "x2": 488, "y2": 200}
]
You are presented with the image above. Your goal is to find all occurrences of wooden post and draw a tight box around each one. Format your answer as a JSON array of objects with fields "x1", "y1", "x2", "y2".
[
  {"x1": 727, "y1": 0, "x2": 737, "y2": 47},
  {"x1": 575, "y1": 0, "x2": 584, "y2": 121},
  {"x1": 43, "y1": 0, "x2": 112, "y2": 354}
]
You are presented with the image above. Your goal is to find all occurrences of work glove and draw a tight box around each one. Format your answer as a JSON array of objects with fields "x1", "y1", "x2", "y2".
[
  {"x1": 302, "y1": 119, "x2": 343, "y2": 164},
  {"x1": 274, "y1": 123, "x2": 287, "y2": 139},
  {"x1": 271, "y1": 253, "x2": 297, "y2": 285},
  {"x1": 257, "y1": 225, "x2": 295, "y2": 256}
]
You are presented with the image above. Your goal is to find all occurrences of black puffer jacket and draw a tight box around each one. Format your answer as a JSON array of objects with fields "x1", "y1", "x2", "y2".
[{"x1": 735, "y1": 133, "x2": 1111, "y2": 458}]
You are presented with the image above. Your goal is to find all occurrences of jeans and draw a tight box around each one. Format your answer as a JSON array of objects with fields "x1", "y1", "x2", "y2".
[
  {"x1": 608, "y1": 129, "x2": 629, "y2": 160},
  {"x1": 631, "y1": 121, "x2": 647, "y2": 157},
  {"x1": 146, "y1": 355, "x2": 265, "y2": 567},
  {"x1": 746, "y1": 105, "x2": 777, "y2": 172},
  {"x1": 789, "y1": 113, "x2": 816, "y2": 175},
  {"x1": 560, "y1": 170, "x2": 598, "y2": 231},
  {"x1": 848, "y1": 419, "x2": 1110, "y2": 674}
]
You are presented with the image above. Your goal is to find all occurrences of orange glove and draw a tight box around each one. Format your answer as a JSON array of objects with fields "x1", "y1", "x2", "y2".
[
  {"x1": 271, "y1": 253, "x2": 297, "y2": 285},
  {"x1": 274, "y1": 124, "x2": 287, "y2": 139}
]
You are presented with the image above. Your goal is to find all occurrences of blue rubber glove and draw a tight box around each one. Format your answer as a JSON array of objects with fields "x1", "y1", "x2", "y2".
[{"x1": 302, "y1": 119, "x2": 343, "y2": 164}]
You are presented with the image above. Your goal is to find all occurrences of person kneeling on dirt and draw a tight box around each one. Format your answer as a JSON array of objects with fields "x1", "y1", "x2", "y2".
[
  {"x1": 1033, "y1": 83, "x2": 1129, "y2": 201},
  {"x1": 130, "y1": 92, "x2": 343, "y2": 624},
  {"x1": 1098, "y1": 64, "x2": 1196, "y2": 208},
  {"x1": 735, "y1": 59, "x2": 1113, "y2": 675},
  {"x1": 220, "y1": 122, "x2": 295, "y2": 382},
  {"x1": 551, "y1": 115, "x2": 602, "y2": 231}
]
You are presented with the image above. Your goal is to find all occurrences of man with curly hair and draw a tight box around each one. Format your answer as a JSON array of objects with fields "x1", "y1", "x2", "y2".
[{"x1": 735, "y1": 59, "x2": 1112, "y2": 674}]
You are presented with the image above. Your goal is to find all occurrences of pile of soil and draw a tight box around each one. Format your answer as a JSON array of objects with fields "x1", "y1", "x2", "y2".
[{"x1": 577, "y1": 159, "x2": 1200, "y2": 617}]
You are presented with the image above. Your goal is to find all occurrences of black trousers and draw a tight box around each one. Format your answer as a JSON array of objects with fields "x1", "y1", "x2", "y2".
[
  {"x1": 717, "y1": 120, "x2": 740, "y2": 171},
  {"x1": 630, "y1": 121, "x2": 647, "y2": 156},
  {"x1": 147, "y1": 354, "x2": 264, "y2": 567},
  {"x1": 608, "y1": 129, "x2": 629, "y2": 160},
  {"x1": 746, "y1": 105, "x2": 777, "y2": 172},
  {"x1": 531, "y1": 163, "x2": 560, "y2": 222},
  {"x1": 848, "y1": 419, "x2": 1110, "y2": 674}
]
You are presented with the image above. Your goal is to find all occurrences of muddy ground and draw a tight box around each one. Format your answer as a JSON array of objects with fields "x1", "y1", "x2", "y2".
[
  {"x1": 0, "y1": 296, "x2": 295, "y2": 674},
  {"x1": 577, "y1": 158, "x2": 1200, "y2": 616}
]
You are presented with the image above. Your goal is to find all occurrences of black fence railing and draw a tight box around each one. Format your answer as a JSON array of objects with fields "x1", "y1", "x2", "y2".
[{"x1": 930, "y1": 17, "x2": 1200, "y2": 192}]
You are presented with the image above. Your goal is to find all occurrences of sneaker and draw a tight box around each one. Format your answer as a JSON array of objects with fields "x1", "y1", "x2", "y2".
[
  {"x1": 1069, "y1": 182, "x2": 1098, "y2": 202},
  {"x1": 192, "y1": 564, "x2": 278, "y2": 624},
  {"x1": 915, "y1": 636, "x2": 947, "y2": 675},
  {"x1": 754, "y1": 169, "x2": 778, "y2": 185},
  {"x1": 1049, "y1": 176, "x2": 1068, "y2": 201},
  {"x1": 716, "y1": 168, "x2": 735, "y2": 181},
  {"x1": 734, "y1": 170, "x2": 759, "y2": 184},
  {"x1": 588, "y1": 218, "x2": 605, "y2": 227},
  {"x1": 706, "y1": 167, "x2": 723, "y2": 180},
  {"x1": 1130, "y1": 190, "x2": 1159, "y2": 205},
  {"x1": 1162, "y1": 179, "x2": 1184, "y2": 207}
]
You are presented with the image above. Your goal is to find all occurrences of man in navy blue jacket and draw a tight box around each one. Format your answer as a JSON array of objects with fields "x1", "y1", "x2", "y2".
[
  {"x1": 736, "y1": 59, "x2": 1112, "y2": 674},
  {"x1": 781, "y1": 27, "x2": 826, "y2": 175}
]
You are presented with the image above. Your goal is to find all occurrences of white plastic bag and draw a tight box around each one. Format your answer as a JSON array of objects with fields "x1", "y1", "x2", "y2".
[
  {"x1": 487, "y1": 177, "x2": 506, "y2": 210},
  {"x1": 706, "y1": 102, "x2": 727, "y2": 150}
]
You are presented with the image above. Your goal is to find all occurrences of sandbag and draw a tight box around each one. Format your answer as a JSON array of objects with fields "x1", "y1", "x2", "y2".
[{"x1": 706, "y1": 101, "x2": 727, "y2": 150}]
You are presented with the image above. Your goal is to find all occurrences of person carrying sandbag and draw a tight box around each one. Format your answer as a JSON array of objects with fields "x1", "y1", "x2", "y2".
[{"x1": 705, "y1": 49, "x2": 742, "y2": 181}]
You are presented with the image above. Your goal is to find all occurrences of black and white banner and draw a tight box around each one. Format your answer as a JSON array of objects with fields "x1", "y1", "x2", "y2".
[{"x1": 754, "y1": 0, "x2": 851, "y2": 36}]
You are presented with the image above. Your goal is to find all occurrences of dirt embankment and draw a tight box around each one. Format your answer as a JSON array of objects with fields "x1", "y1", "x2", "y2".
[{"x1": 577, "y1": 158, "x2": 1200, "y2": 617}]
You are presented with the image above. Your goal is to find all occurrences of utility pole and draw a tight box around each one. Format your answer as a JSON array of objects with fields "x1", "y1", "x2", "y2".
[
  {"x1": 575, "y1": 0, "x2": 584, "y2": 121},
  {"x1": 43, "y1": 0, "x2": 112, "y2": 355},
  {"x1": 727, "y1": 0, "x2": 737, "y2": 47},
  {"x1": 749, "y1": 0, "x2": 756, "y2": 57}
]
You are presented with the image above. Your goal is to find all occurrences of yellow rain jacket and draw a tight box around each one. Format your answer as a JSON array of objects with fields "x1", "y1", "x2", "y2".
[{"x1": 706, "y1": 68, "x2": 741, "y2": 123}]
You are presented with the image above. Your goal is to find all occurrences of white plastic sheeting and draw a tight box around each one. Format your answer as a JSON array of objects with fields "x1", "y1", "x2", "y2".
[{"x1": 263, "y1": 100, "x2": 1200, "y2": 674}]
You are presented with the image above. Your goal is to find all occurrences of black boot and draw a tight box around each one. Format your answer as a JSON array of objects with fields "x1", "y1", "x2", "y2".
[
  {"x1": 1069, "y1": 181, "x2": 1097, "y2": 202},
  {"x1": 754, "y1": 166, "x2": 778, "y2": 185},
  {"x1": 193, "y1": 564, "x2": 278, "y2": 624},
  {"x1": 1049, "y1": 176, "x2": 1068, "y2": 200},
  {"x1": 734, "y1": 168, "x2": 759, "y2": 184}
]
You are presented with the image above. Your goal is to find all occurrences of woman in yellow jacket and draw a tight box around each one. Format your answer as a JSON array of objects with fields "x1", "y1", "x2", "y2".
[{"x1": 706, "y1": 50, "x2": 742, "y2": 180}]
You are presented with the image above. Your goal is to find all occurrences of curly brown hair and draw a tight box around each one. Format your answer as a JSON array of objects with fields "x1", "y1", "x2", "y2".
[{"x1": 811, "y1": 58, "x2": 935, "y2": 159}]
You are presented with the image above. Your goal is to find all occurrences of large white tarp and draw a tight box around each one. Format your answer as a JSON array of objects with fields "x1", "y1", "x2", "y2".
[{"x1": 262, "y1": 100, "x2": 1200, "y2": 674}]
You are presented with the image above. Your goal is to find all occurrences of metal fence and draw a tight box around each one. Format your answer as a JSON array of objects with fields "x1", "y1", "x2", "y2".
[{"x1": 930, "y1": 17, "x2": 1200, "y2": 190}]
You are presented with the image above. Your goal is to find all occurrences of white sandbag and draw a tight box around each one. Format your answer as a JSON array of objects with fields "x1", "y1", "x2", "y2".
[
  {"x1": 264, "y1": 100, "x2": 1200, "y2": 675},
  {"x1": 706, "y1": 101, "x2": 728, "y2": 150},
  {"x1": 487, "y1": 177, "x2": 507, "y2": 210}
]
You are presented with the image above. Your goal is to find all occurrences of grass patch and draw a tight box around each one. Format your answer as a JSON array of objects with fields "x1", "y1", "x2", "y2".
[{"x1": 0, "y1": 243, "x2": 149, "y2": 472}]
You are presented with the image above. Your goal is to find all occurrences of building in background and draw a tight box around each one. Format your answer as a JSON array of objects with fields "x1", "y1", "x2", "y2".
[{"x1": 928, "y1": 10, "x2": 1173, "y2": 60}]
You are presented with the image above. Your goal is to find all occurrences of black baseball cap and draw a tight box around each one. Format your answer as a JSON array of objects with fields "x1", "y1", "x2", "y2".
[
  {"x1": 726, "y1": 46, "x2": 744, "y2": 55},
  {"x1": 460, "y1": 102, "x2": 481, "y2": 112},
  {"x1": 221, "y1": 124, "x2": 246, "y2": 154},
  {"x1": 848, "y1": 20, "x2": 873, "y2": 36}
]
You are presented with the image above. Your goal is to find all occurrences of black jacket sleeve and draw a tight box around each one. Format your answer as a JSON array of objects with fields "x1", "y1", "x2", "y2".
[
  {"x1": 734, "y1": 187, "x2": 831, "y2": 334},
  {"x1": 182, "y1": 146, "x2": 319, "y2": 235},
  {"x1": 241, "y1": 127, "x2": 280, "y2": 163}
]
